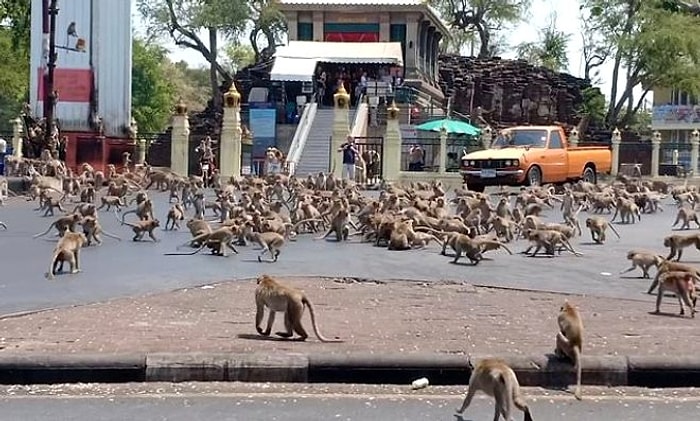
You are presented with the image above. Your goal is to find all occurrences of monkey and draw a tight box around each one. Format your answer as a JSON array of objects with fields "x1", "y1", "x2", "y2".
[
  {"x1": 81, "y1": 216, "x2": 121, "y2": 246},
  {"x1": 129, "y1": 190, "x2": 149, "y2": 206},
  {"x1": 585, "y1": 216, "x2": 620, "y2": 244},
  {"x1": 168, "y1": 226, "x2": 240, "y2": 257},
  {"x1": 121, "y1": 218, "x2": 161, "y2": 242},
  {"x1": 489, "y1": 215, "x2": 518, "y2": 242},
  {"x1": 120, "y1": 198, "x2": 155, "y2": 223},
  {"x1": 45, "y1": 232, "x2": 88, "y2": 280},
  {"x1": 620, "y1": 250, "x2": 664, "y2": 279},
  {"x1": 410, "y1": 231, "x2": 443, "y2": 249},
  {"x1": 522, "y1": 228, "x2": 582, "y2": 257},
  {"x1": 523, "y1": 203, "x2": 544, "y2": 217},
  {"x1": 165, "y1": 203, "x2": 185, "y2": 230},
  {"x1": 72, "y1": 202, "x2": 97, "y2": 218},
  {"x1": 315, "y1": 208, "x2": 357, "y2": 242},
  {"x1": 555, "y1": 300, "x2": 583, "y2": 400},
  {"x1": 654, "y1": 271, "x2": 698, "y2": 318},
  {"x1": 33, "y1": 213, "x2": 82, "y2": 238},
  {"x1": 610, "y1": 197, "x2": 641, "y2": 224},
  {"x1": 39, "y1": 192, "x2": 67, "y2": 217},
  {"x1": 647, "y1": 259, "x2": 700, "y2": 295},
  {"x1": 79, "y1": 185, "x2": 96, "y2": 204},
  {"x1": 186, "y1": 218, "x2": 212, "y2": 244},
  {"x1": 663, "y1": 233, "x2": 700, "y2": 261},
  {"x1": 97, "y1": 195, "x2": 126, "y2": 212},
  {"x1": 250, "y1": 228, "x2": 287, "y2": 263},
  {"x1": 450, "y1": 233, "x2": 511, "y2": 265},
  {"x1": 456, "y1": 358, "x2": 534, "y2": 421},
  {"x1": 672, "y1": 206, "x2": 700, "y2": 230},
  {"x1": 254, "y1": 274, "x2": 342, "y2": 342}
]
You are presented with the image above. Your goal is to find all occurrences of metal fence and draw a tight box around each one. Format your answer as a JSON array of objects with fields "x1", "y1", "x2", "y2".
[
  {"x1": 353, "y1": 137, "x2": 383, "y2": 181},
  {"x1": 142, "y1": 132, "x2": 171, "y2": 168},
  {"x1": 401, "y1": 136, "x2": 481, "y2": 172}
]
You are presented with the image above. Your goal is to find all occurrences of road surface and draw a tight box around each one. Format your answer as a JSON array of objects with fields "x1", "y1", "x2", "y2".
[
  {"x1": 0, "y1": 383, "x2": 697, "y2": 421},
  {"x1": 0, "y1": 191, "x2": 680, "y2": 315}
]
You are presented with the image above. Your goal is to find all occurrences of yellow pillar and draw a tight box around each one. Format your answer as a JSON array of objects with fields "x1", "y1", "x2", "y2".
[
  {"x1": 11, "y1": 117, "x2": 23, "y2": 158},
  {"x1": 331, "y1": 85, "x2": 351, "y2": 178},
  {"x1": 382, "y1": 101, "x2": 402, "y2": 182},
  {"x1": 220, "y1": 83, "x2": 243, "y2": 178},
  {"x1": 650, "y1": 130, "x2": 661, "y2": 178},
  {"x1": 170, "y1": 98, "x2": 190, "y2": 176}
]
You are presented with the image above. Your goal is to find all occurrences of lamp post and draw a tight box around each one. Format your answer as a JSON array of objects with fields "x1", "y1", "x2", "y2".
[{"x1": 43, "y1": 0, "x2": 59, "y2": 154}]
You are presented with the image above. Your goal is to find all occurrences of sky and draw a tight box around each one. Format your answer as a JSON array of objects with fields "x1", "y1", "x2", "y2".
[{"x1": 131, "y1": 0, "x2": 648, "y2": 106}]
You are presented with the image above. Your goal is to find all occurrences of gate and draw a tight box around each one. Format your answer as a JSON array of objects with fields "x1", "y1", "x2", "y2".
[
  {"x1": 352, "y1": 136, "x2": 383, "y2": 181},
  {"x1": 143, "y1": 132, "x2": 171, "y2": 168}
]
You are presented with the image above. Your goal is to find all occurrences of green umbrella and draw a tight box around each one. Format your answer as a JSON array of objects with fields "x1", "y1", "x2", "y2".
[{"x1": 415, "y1": 118, "x2": 481, "y2": 136}]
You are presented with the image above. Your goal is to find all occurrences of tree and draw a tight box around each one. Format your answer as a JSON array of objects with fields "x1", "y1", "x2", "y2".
[
  {"x1": 581, "y1": 0, "x2": 700, "y2": 126},
  {"x1": 247, "y1": 0, "x2": 287, "y2": 62},
  {"x1": 137, "y1": 0, "x2": 250, "y2": 107},
  {"x1": 166, "y1": 61, "x2": 211, "y2": 112},
  {"x1": 222, "y1": 42, "x2": 256, "y2": 74},
  {"x1": 430, "y1": 0, "x2": 530, "y2": 58},
  {"x1": 516, "y1": 15, "x2": 571, "y2": 72},
  {"x1": 0, "y1": 29, "x2": 28, "y2": 131},
  {"x1": 0, "y1": 0, "x2": 30, "y2": 52},
  {"x1": 131, "y1": 38, "x2": 175, "y2": 133}
]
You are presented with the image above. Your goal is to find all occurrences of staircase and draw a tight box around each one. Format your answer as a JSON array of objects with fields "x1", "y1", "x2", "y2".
[{"x1": 294, "y1": 108, "x2": 335, "y2": 176}]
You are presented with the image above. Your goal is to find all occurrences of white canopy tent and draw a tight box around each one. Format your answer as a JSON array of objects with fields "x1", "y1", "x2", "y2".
[{"x1": 269, "y1": 41, "x2": 404, "y2": 82}]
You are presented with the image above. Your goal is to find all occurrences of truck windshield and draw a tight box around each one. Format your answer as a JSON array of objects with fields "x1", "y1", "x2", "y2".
[{"x1": 492, "y1": 130, "x2": 548, "y2": 149}]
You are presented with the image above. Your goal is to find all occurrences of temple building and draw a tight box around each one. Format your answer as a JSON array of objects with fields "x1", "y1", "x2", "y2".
[{"x1": 276, "y1": 0, "x2": 449, "y2": 101}]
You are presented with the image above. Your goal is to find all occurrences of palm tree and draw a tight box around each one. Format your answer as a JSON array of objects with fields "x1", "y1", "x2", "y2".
[{"x1": 517, "y1": 14, "x2": 571, "y2": 72}]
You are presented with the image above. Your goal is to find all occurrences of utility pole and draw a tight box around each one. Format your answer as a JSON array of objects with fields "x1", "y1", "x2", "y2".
[{"x1": 43, "y1": 0, "x2": 59, "y2": 154}]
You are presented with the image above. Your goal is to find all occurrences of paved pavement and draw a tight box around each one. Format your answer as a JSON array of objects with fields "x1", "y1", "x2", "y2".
[
  {"x1": 0, "y1": 383, "x2": 696, "y2": 421},
  {"x1": 0, "y1": 190, "x2": 683, "y2": 316}
]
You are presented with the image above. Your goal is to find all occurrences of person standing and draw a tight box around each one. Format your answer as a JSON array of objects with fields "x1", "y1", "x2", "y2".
[
  {"x1": 338, "y1": 135, "x2": 359, "y2": 181},
  {"x1": 408, "y1": 144, "x2": 425, "y2": 171}
]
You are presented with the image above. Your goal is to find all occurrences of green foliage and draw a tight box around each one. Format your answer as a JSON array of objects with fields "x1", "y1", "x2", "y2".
[
  {"x1": 166, "y1": 61, "x2": 211, "y2": 111},
  {"x1": 430, "y1": 0, "x2": 531, "y2": 57},
  {"x1": 131, "y1": 38, "x2": 176, "y2": 133},
  {"x1": 0, "y1": 0, "x2": 30, "y2": 52},
  {"x1": 222, "y1": 43, "x2": 256, "y2": 74},
  {"x1": 0, "y1": 28, "x2": 28, "y2": 132},
  {"x1": 580, "y1": 0, "x2": 700, "y2": 126},
  {"x1": 577, "y1": 87, "x2": 607, "y2": 126},
  {"x1": 516, "y1": 16, "x2": 571, "y2": 72},
  {"x1": 248, "y1": 0, "x2": 287, "y2": 60}
]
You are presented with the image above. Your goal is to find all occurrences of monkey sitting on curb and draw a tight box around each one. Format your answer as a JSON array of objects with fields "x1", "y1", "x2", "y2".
[
  {"x1": 555, "y1": 300, "x2": 584, "y2": 400},
  {"x1": 254, "y1": 274, "x2": 342, "y2": 342},
  {"x1": 654, "y1": 271, "x2": 698, "y2": 318},
  {"x1": 45, "y1": 232, "x2": 88, "y2": 280},
  {"x1": 456, "y1": 358, "x2": 533, "y2": 421}
]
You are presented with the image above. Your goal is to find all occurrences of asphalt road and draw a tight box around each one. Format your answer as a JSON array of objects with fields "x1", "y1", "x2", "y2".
[
  {"x1": 0, "y1": 384, "x2": 698, "y2": 421},
  {"x1": 0, "y1": 191, "x2": 683, "y2": 316}
]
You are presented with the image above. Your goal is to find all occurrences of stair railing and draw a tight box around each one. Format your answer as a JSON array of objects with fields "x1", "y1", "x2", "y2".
[{"x1": 285, "y1": 102, "x2": 318, "y2": 176}]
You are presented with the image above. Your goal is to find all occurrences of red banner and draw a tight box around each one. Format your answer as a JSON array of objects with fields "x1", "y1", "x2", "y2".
[
  {"x1": 324, "y1": 32, "x2": 379, "y2": 42},
  {"x1": 37, "y1": 68, "x2": 93, "y2": 103}
]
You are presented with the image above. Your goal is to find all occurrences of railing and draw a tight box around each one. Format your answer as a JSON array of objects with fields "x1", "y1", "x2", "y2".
[
  {"x1": 285, "y1": 102, "x2": 318, "y2": 175},
  {"x1": 401, "y1": 136, "x2": 482, "y2": 173},
  {"x1": 652, "y1": 105, "x2": 700, "y2": 126},
  {"x1": 351, "y1": 99, "x2": 369, "y2": 138}
]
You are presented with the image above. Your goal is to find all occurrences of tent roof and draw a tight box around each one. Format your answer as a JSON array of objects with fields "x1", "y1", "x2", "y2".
[{"x1": 270, "y1": 41, "x2": 403, "y2": 82}]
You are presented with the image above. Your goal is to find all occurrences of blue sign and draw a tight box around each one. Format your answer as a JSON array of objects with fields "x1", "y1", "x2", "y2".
[{"x1": 250, "y1": 108, "x2": 277, "y2": 157}]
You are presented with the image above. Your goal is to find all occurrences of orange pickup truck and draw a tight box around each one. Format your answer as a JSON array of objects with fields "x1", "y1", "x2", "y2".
[{"x1": 460, "y1": 125, "x2": 612, "y2": 192}]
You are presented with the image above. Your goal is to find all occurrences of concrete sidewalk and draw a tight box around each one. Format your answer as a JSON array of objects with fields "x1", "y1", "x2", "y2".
[{"x1": 0, "y1": 277, "x2": 698, "y2": 387}]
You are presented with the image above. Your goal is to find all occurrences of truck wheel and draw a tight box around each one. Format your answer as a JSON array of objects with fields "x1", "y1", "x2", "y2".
[
  {"x1": 526, "y1": 166, "x2": 542, "y2": 187},
  {"x1": 582, "y1": 166, "x2": 597, "y2": 184}
]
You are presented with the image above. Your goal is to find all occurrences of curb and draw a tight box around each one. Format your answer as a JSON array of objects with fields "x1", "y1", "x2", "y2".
[{"x1": 0, "y1": 352, "x2": 699, "y2": 387}]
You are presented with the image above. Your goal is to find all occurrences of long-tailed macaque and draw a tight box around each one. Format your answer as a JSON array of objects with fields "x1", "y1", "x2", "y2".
[
  {"x1": 254, "y1": 274, "x2": 341, "y2": 342},
  {"x1": 555, "y1": 300, "x2": 583, "y2": 400}
]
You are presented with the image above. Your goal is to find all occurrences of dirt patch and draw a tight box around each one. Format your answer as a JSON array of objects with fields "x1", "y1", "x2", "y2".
[{"x1": 0, "y1": 277, "x2": 696, "y2": 356}]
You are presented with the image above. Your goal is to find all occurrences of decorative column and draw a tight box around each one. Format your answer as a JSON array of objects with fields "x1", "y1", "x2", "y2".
[
  {"x1": 569, "y1": 127, "x2": 579, "y2": 147},
  {"x1": 135, "y1": 138, "x2": 148, "y2": 166},
  {"x1": 170, "y1": 98, "x2": 190, "y2": 176},
  {"x1": 331, "y1": 85, "x2": 351, "y2": 178},
  {"x1": 11, "y1": 117, "x2": 23, "y2": 158},
  {"x1": 691, "y1": 129, "x2": 699, "y2": 176},
  {"x1": 610, "y1": 128, "x2": 622, "y2": 177},
  {"x1": 480, "y1": 126, "x2": 492, "y2": 150},
  {"x1": 220, "y1": 83, "x2": 243, "y2": 179},
  {"x1": 650, "y1": 130, "x2": 661, "y2": 178},
  {"x1": 439, "y1": 126, "x2": 447, "y2": 173},
  {"x1": 382, "y1": 101, "x2": 402, "y2": 182}
]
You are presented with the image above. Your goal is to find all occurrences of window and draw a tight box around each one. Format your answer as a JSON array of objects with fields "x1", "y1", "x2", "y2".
[
  {"x1": 297, "y1": 22, "x2": 313, "y2": 41},
  {"x1": 549, "y1": 131, "x2": 563, "y2": 149}
]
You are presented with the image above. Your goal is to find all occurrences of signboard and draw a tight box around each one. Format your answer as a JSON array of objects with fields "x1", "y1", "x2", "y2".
[{"x1": 249, "y1": 108, "x2": 277, "y2": 157}]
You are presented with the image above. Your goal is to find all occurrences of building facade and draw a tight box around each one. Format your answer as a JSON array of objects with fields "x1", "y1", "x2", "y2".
[
  {"x1": 651, "y1": 87, "x2": 700, "y2": 168},
  {"x1": 278, "y1": 0, "x2": 449, "y2": 98}
]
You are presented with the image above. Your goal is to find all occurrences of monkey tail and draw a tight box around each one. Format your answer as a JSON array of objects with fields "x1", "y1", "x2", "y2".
[
  {"x1": 573, "y1": 347, "x2": 582, "y2": 401},
  {"x1": 302, "y1": 297, "x2": 343, "y2": 343},
  {"x1": 101, "y1": 230, "x2": 122, "y2": 241},
  {"x1": 164, "y1": 242, "x2": 208, "y2": 256},
  {"x1": 120, "y1": 209, "x2": 136, "y2": 224},
  {"x1": 32, "y1": 223, "x2": 54, "y2": 239},
  {"x1": 608, "y1": 223, "x2": 622, "y2": 239}
]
